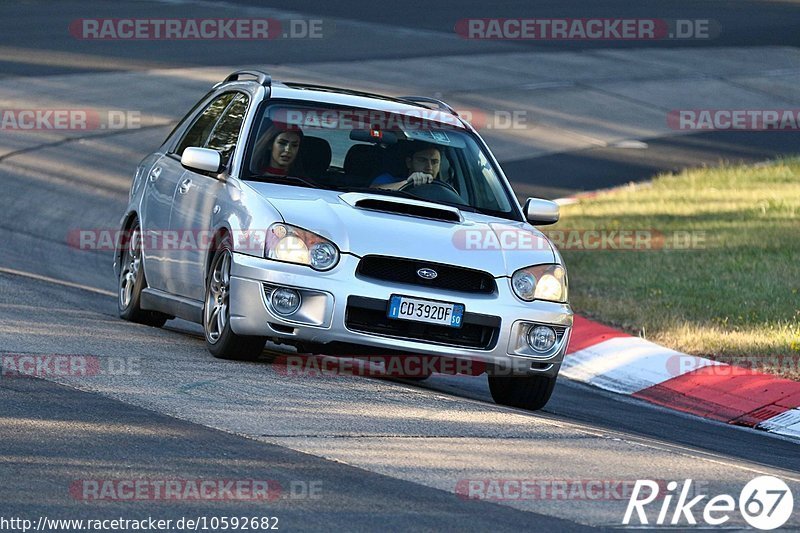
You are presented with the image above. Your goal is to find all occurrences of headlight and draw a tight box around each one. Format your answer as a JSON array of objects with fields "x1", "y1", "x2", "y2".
[
  {"x1": 511, "y1": 270, "x2": 536, "y2": 301},
  {"x1": 266, "y1": 223, "x2": 340, "y2": 271},
  {"x1": 511, "y1": 264, "x2": 567, "y2": 303}
]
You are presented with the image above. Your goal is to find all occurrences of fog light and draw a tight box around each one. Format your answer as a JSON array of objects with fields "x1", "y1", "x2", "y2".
[
  {"x1": 271, "y1": 288, "x2": 301, "y2": 315},
  {"x1": 527, "y1": 325, "x2": 556, "y2": 353}
]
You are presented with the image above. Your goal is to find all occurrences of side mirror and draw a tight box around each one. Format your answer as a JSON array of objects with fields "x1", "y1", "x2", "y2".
[
  {"x1": 181, "y1": 147, "x2": 222, "y2": 174},
  {"x1": 524, "y1": 197, "x2": 560, "y2": 225}
]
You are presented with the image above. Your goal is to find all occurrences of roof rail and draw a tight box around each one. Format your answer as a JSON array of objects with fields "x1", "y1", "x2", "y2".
[
  {"x1": 282, "y1": 82, "x2": 409, "y2": 104},
  {"x1": 221, "y1": 69, "x2": 272, "y2": 87},
  {"x1": 398, "y1": 96, "x2": 458, "y2": 115},
  {"x1": 280, "y1": 83, "x2": 460, "y2": 114}
]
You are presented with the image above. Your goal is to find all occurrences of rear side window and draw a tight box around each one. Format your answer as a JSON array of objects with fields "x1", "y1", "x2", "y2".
[
  {"x1": 206, "y1": 93, "x2": 249, "y2": 169},
  {"x1": 174, "y1": 93, "x2": 235, "y2": 157}
]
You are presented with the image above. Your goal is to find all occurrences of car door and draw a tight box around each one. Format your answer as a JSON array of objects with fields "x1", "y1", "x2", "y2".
[
  {"x1": 168, "y1": 92, "x2": 250, "y2": 300},
  {"x1": 144, "y1": 92, "x2": 236, "y2": 295},
  {"x1": 139, "y1": 154, "x2": 186, "y2": 292}
]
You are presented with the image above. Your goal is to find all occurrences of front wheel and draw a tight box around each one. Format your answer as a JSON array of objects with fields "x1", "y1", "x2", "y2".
[
  {"x1": 204, "y1": 238, "x2": 267, "y2": 360},
  {"x1": 488, "y1": 374, "x2": 557, "y2": 411}
]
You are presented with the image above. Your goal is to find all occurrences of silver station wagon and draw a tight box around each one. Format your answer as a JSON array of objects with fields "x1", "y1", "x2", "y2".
[{"x1": 115, "y1": 69, "x2": 572, "y2": 410}]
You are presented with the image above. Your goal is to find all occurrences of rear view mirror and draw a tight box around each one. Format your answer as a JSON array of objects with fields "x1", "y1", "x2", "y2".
[
  {"x1": 349, "y1": 129, "x2": 397, "y2": 145},
  {"x1": 524, "y1": 198, "x2": 560, "y2": 225},
  {"x1": 181, "y1": 147, "x2": 222, "y2": 174}
]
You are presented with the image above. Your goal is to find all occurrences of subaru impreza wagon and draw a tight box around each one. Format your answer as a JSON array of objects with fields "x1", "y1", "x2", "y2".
[{"x1": 115, "y1": 69, "x2": 572, "y2": 410}]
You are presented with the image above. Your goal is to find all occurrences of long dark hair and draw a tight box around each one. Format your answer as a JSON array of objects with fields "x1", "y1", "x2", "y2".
[{"x1": 252, "y1": 121, "x2": 305, "y2": 175}]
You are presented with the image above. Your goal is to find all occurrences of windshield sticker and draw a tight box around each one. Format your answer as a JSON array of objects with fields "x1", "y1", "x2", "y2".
[{"x1": 431, "y1": 131, "x2": 451, "y2": 143}]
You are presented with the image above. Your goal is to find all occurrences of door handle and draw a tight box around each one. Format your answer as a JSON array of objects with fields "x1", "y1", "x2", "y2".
[
  {"x1": 178, "y1": 178, "x2": 192, "y2": 194},
  {"x1": 148, "y1": 166, "x2": 162, "y2": 182}
]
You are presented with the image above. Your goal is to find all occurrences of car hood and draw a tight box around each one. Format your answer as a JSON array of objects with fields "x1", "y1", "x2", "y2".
[{"x1": 246, "y1": 183, "x2": 556, "y2": 277}]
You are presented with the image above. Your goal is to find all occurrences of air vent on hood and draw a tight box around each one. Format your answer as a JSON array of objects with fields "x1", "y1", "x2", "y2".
[{"x1": 354, "y1": 198, "x2": 461, "y2": 223}]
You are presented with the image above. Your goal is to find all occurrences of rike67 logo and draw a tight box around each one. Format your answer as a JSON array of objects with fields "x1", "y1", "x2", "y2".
[{"x1": 623, "y1": 477, "x2": 794, "y2": 529}]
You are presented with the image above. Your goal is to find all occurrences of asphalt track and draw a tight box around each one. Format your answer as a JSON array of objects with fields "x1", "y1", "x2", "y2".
[
  {"x1": 1, "y1": 0, "x2": 799, "y2": 530},
  {"x1": 242, "y1": 0, "x2": 800, "y2": 50},
  {"x1": 2, "y1": 0, "x2": 799, "y2": 195}
]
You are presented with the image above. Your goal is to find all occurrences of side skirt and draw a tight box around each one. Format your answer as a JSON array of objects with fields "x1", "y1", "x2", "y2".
[{"x1": 141, "y1": 288, "x2": 203, "y2": 324}]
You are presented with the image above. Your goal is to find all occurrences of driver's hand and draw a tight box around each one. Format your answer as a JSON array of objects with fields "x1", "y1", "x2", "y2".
[{"x1": 406, "y1": 172, "x2": 435, "y2": 186}]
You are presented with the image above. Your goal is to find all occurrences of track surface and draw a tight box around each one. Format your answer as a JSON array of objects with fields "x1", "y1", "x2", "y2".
[
  {"x1": 1, "y1": 1, "x2": 799, "y2": 530},
  {"x1": 2, "y1": 0, "x2": 800, "y2": 196}
]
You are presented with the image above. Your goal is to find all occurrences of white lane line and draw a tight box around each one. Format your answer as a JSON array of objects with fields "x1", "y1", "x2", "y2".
[
  {"x1": 609, "y1": 140, "x2": 649, "y2": 149},
  {"x1": 520, "y1": 81, "x2": 576, "y2": 90},
  {"x1": 0, "y1": 266, "x2": 115, "y2": 297}
]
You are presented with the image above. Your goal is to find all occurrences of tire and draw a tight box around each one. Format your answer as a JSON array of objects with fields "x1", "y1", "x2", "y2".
[
  {"x1": 204, "y1": 236, "x2": 267, "y2": 360},
  {"x1": 488, "y1": 374, "x2": 557, "y2": 411},
  {"x1": 118, "y1": 220, "x2": 169, "y2": 328}
]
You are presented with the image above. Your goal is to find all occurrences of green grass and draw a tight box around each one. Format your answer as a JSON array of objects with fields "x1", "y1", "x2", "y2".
[{"x1": 553, "y1": 158, "x2": 800, "y2": 379}]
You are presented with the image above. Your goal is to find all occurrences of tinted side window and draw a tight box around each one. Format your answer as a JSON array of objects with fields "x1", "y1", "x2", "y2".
[
  {"x1": 206, "y1": 93, "x2": 249, "y2": 169},
  {"x1": 174, "y1": 93, "x2": 235, "y2": 157},
  {"x1": 161, "y1": 90, "x2": 215, "y2": 147}
]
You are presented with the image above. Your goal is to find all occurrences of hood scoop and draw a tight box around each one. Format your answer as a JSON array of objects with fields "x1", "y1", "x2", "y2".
[{"x1": 353, "y1": 197, "x2": 462, "y2": 223}]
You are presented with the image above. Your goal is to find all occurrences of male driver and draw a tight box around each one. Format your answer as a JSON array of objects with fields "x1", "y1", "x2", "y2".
[{"x1": 371, "y1": 143, "x2": 441, "y2": 191}]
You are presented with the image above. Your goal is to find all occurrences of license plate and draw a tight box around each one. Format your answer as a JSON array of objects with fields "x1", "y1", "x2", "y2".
[{"x1": 387, "y1": 295, "x2": 464, "y2": 328}]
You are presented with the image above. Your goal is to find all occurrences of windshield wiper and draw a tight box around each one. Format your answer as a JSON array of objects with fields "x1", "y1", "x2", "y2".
[{"x1": 244, "y1": 174, "x2": 322, "y2": 189}]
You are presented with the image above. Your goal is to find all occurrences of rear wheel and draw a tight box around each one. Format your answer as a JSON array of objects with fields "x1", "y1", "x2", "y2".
[
  {"x1": 118, "y1": 221, "x2": 169, "y2": 328},
  {"x1": 488, "y1": 374, "x2": 557, "y2": 411},
  {"x1": 204, "y1": 237, "x2": 267, "y2": 360}
]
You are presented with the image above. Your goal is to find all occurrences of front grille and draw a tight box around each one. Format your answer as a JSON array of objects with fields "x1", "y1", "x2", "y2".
[
  {"x1": 345, "y1": 296, "x2": 500, "y2": 350},
  {"x1": 357, "y1": 255, "x2": 496, "y2": 294}
]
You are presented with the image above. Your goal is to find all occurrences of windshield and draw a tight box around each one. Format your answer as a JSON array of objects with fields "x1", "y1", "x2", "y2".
[{"x1": 243, "y1": 102, "x2": 518, "y2": 219}]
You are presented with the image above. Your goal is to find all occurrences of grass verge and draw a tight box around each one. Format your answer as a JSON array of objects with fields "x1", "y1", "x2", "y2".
[{"x1": 551, "y1": 157, "x2": 800, "y2": 379}]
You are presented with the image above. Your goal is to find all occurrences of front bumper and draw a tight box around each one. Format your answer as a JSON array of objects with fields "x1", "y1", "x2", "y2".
[{"x1": 229, "y1": 253, "x2": 572, "y2": 377}]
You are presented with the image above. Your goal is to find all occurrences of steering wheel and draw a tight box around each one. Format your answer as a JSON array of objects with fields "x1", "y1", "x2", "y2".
[{"x1": 399, "y1": 179, "x2": 465, "y2": 204}]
